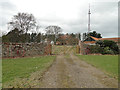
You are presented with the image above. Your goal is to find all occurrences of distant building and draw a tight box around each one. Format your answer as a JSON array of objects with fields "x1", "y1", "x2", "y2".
[
  {"x1": 83, "y1": 36, "x2": 120, "y2": 45},
  {"x1": 56, "y1": 41, "x2": 61, "y2": 45},
  {"x1": 56, "y1": 35, "x2": 79, "y2": 45}
]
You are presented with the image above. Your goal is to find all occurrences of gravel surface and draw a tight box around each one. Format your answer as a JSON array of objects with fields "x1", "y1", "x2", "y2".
[
  {"x1": 35, "y1": 46, "x2": 118, "y2": 88},
  {"x1": 37, "y1": 53, "x2": 118, "y2": 88},
  {"x1": 4, "y1": 46, "x2": 118, "y2": 88}
]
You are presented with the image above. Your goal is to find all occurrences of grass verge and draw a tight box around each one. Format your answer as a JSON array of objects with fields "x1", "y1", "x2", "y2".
[
  {"x1": 2, "y1": 55, "x2": 56, "y2": 84},
  {"x1": 76, "y1": 55, "x2": 118, "y2": 79}
]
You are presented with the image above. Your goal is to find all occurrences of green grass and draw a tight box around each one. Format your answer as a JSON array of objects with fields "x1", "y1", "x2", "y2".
[
  {"x1": 2, "y1": 56, "x2": 56, "y2": 83},
  {"x1": 76, "y1": 55, "x2": 118, "y2": 78}
]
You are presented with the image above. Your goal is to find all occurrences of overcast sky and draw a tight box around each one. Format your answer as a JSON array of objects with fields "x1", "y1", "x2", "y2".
[{"x1": 0, "y1": 0, "x2": 118, "y2": 38}]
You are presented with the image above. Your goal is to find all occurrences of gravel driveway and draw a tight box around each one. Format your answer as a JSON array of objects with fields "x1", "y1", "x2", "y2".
[
  {"x1": 36, "y1": 46, "x2": 118, "y2": 88},
  {"x1": 4, "y1": 46, "x2": 118, "y2": 88},
  {"x1": 37, "y1": 53, "x2": 118, "y2": 88}
]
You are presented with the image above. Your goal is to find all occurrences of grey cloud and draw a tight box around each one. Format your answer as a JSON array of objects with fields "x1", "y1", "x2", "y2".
[
  {"x1": 38, "y1": 2, "x2": 118, "y2": 38},
  {"x1": 0, "y1": 1, "x2": 118, "y2": 38},
  {"x1": 92, "y1": 2, "x2": 117, "y2": 13},
  {"x1": 0, "y1": 0, "x2": 17, "y2": 31},
  {"x1": 89, "y1": 2, "x2": 118, "y2": 37},
  {"x1": 0, "y1": 0, "x2": 16, "y2": 10}
]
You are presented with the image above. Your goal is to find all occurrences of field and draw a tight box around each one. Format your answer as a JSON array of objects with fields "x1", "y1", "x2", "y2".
[
  {"x1": 76, "y1": 55, "x2": 118, "y2": 78},
  {"x1": 2, "y1": 56, "x2": 56, "y2": 85}
]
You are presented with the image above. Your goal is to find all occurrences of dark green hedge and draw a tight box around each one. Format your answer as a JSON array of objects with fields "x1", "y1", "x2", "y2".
[{"x1": 88, "y1": 40, "x2": 119, "y2": 55}]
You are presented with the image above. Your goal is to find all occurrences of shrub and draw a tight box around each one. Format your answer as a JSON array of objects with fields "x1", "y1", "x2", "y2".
[
  {"x1": 96, "y1": 40, "x2": 119, "y2": 55},
  {"x1": 89, "y1": 45, "x2": 103, "y2": 54},
  {"x1": 102, "y1": 47, "x2": 114, "y2": 55}
]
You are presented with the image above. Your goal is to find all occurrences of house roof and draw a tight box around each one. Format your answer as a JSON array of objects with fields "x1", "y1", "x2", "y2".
[
  {"x1": 90, "y1": 36, "x2": 120, "y2": 42},
  {"x1": 60, "y1": 35, "x2": 70, "y2": 39},
  {"x1": 84, "y1": 36, "x2": 120, "y2": 45},
  {"x1": 56, "y1": 41, "x2": 60, "y2": 44},
  {"x1": 90, "y1": 36, "x2": 100, "y2": 41},
  {"x1": 99, "y1": 37, "x2": 120, "y2": 42},
  {"x1": 84, "y1": 41, "x2": 96, "y2": 44}
]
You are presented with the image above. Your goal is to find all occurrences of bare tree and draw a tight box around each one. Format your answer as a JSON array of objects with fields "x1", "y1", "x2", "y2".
[
  {"x1": 35, "y1": 24, "x2": 41, "y2": 34},
  {"x1": 45, "y1": 25, "x2": 62, "y2": 43},
  {"x1": 45, "y1": 25, "x2": 62, "y2": 35},
  {"x1": 8, "y1": 12, "x2": 37, "y2": 34}
]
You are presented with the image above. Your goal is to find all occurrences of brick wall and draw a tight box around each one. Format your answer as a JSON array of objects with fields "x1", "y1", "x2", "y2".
[{"x1": 2, "y1": 42, "x2": 52, "y2": 58}]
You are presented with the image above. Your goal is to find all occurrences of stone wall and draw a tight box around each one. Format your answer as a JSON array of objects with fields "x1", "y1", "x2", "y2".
[
  {"x1": 2, "y1": 42, "x2": 52, "y2": 58},
  {"x1": 79, "y1": 42, "x2": 90, "y2": 55}
]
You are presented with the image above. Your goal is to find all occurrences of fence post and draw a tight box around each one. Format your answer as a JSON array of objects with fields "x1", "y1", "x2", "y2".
[{"x1": 76, "y1": 45, "x2": 80, "y2": 54}]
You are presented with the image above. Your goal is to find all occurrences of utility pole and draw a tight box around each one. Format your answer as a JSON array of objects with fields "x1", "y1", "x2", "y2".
[{"x1": 88, "y1": 3, "x2": 91, "y2": 33}]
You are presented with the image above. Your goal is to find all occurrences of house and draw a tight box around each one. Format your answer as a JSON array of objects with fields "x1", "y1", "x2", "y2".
[
  {"x1": 56, "y1": 35, "x2": 79, "y2": 45},
  {"x1": 83, "y1": 36, "x2": 120, "y2": 45},
  {"x1": 83, "y1": 36, "x2": 100, "y2": 45},
  {"x1": 56, "y1": 35, "x2": 70, "y2": 45},
  {"x1": 56, "y1": 41, "x2": 61, "y2": 45}
]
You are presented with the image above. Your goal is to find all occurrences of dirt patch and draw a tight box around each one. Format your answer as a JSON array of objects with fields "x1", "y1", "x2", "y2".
[
  {"x1": 56, "y1": 55, "x2": 75, "y2": 88},
  {"x1": 65, "y1": 56, "x2": 75, "y2": 65},
  {"x1": 37, "y1": 55, "x2": 75, "y2": 88}
]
